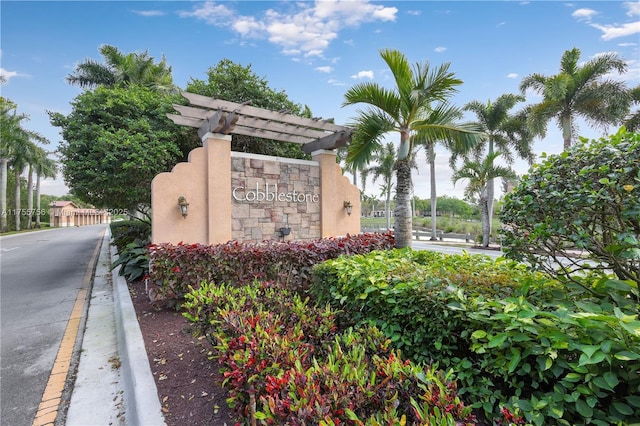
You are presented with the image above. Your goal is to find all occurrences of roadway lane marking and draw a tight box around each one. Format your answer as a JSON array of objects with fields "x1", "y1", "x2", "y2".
[{"x1": 31, "y1": 228, "x2": 105, "y2": 426}]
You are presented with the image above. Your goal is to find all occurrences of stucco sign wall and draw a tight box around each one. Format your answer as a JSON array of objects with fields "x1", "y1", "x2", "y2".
[{"x1": 151, "y1": 133, "x2": 360, "y2": 245}]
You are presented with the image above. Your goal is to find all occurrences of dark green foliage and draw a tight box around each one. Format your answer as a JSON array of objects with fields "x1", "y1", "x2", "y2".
[
  {"x1": 186, "y1": 59, "x2": 310, "y2": 159},
  {"x1": 500, "y1": 129, "x2": 640, "y2": 287},
  {"x1": 146, "y1": 232, "x2": 394, "y2": 308},
  {"x1": 454, "y1": 274, "x2": 640, "y2": 425},
  {"x1": 50, "y1": 85, "x2": 199, "y2": 211},
  {"x1": 110, "y1": 220, "x2": 151, "y2": 282},
  {"x1": 111, "y1": 239, "x2": 149, "y2": 282},
  {"x1": 110, "y1": 220, "x2": 151, "y2": 253},
  {"x1": 310, "y1": 248, "x2": 640, "y2": 424},
  {"x1": 310, "y1": 248, "x2": 531, "y2": 364}
]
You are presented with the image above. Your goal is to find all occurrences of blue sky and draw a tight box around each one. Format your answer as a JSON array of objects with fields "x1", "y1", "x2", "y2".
[{"x1": 1, "y1": 0, "x2": 639, "y2": 200}]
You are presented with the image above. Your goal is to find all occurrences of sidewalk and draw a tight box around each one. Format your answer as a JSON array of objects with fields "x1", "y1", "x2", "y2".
[{"x1": 65, "y1": 229, "x2": 165, "y2": 425}]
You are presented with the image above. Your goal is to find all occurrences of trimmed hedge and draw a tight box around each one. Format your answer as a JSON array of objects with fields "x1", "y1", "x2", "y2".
[
  {"x1": 146, "y1": 231, "x2": 394, "y2": 308},
  {"x1": 309, "y1": 248, "x2": 640, "y2": 424}
]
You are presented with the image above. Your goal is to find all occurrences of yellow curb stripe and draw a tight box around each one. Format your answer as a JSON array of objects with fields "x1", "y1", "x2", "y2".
[{"x1": 32, "y1": 229, "x2": 105, "y2": 426}]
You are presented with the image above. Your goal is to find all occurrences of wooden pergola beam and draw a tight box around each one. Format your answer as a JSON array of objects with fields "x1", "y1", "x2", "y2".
[
  {"x1": 168, "y1": 93, "x2": 352, "y2": 150},
  {"x1": 181, "y1": 91, "x2": 344, "y2": 132},
  {"x1": 302, "y1": 130, "x2": 351, "y2": 154}
]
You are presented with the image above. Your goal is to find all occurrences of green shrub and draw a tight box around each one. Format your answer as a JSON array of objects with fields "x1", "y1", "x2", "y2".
[
  {"x1": 110, "y1": 220, "x2": 150, "y2": 254},
  {"x1": 111, "y1": 238, "x2": 149, "y2": 282},
  {"x1": 310, "y1": 248, "x2": 531, "y2": 364},
  {"x1": 451, "y1": 273, "x2": 640, "y2": 424},
  {"x1": 500, "y1": 128, "x2": 640, "y2": 289}
]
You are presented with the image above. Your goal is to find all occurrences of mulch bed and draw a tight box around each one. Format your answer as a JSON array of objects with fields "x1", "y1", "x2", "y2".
[{"x1": 128, "y1": 279, "x2": 239, "y2": 426}]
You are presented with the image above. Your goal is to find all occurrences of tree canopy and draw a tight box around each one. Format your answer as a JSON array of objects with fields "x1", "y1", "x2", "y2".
[
  {"x1": 519, "y1": 47, "x2": 631, "y2": 151},
  {"x1": 186, "y1": 59, "x2": 311, "y2": 159},
  {"x1": 500, "y1": 128, "x2": 639, "y2": 286},
  {"x1": 50, "y1": 85, "x2": 198, "y2": 212},
  {"x1": 343, "y1": 48, "x2": 481, "y2": 248}
]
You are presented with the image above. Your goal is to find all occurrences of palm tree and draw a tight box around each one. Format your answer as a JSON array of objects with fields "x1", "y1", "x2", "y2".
[
  {"x1": 32, "y1": 148, "x2": 57, "y2": 228},
  {"x1": 462, "y1": 94, "x2": 537, "y2": 234},
  {"x1": 623, "y1": 84, "x2": 640, "y2": 132},
  {"x1": 9, "y1": 140, "x2": 35, "y2": 231},
  {"x1": 520, "y1": 47, "x2": 631, "y2": 151},
  {"x1": 0, "y1": 99, "x2": 46, "y2": 231},
  {"x1": 343, "y1": 49, "x2": 481, "y2": 248},
  {"x1": 67, "y1": 44, "x2": 175, "y2": 93},
  {"x1": 0, "y1": 98, "x2": 22, "y2": 231},
  {"x1": 366, "y1": 142, "x2": 397, "y2": 230},
  {"x1": 452, "y1": 151, "x2": 516, "y2": 247}
]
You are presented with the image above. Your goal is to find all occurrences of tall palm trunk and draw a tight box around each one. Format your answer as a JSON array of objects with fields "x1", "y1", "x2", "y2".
[
  {"x1": 480, "y1": 191, "x2": 491, "y2": 247},
  {"x1": 428, "y1": 143, "x2": 438, "y2": 241},
  {"x1": 385, "y1": 187, "x2": 391, "y2": 231},
  {"x1": 393, "y1": 159, "x2": 413, "y2": 248},
  {"x1": 26, "y1": 165, "x2": 34, "y2": 229},
  {"x1": 14, "y1": 168, "x2": 22, "y2": 231},
  {"x1": 486, "y1": 139, "x2": 495, "y2": 238},
  {"x1": 561, "y1": 112, "x2": 573, "y2": 151},
  {"x1": 0, "y1": 158, "x2": 7, "y2": 232},
  {"x1": 35, "y1": 173, "x2": 42, "y2": 228}
]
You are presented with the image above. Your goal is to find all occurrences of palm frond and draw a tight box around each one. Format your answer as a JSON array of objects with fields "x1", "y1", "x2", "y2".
[{"x1": 346, "y1": 109, "x2": 395, "y2": 170}]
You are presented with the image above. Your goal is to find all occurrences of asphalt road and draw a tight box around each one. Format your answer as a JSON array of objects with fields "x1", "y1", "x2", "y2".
[
  {"x1": 413, "y1": 240, "x2": 504, "y2": 258},
  {"x1": 1, "y1": 224, "x2": 106, "y2": 426}
]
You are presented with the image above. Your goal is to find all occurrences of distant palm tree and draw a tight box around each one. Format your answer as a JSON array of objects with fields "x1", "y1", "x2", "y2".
[
  {"x1": 1, "y1": 98, "x2": 48, "y2": 231},
  {"x1": 343, "y1": 48, "x2": 481, "y2": 248},
  {"x1": 520, "y1": 47, "x2": 631, "y2": 151},
  {"x1": 452, "y1": 151, "x2": 516, "y2": 247},
  {"x1": 32, "y1": 148, "x2": 57, "y2": 228},
  {"x1": 623, "y1": 85, "x2": 640, "y2": 132},
  {"x1": 67, "y1": 44, "x2": 176, "y2": 93},
  {"x1": 9, "y1": 140, "x2": 36, "y2": 231},
  {"x1": 462, "y1": 94, "x2": 537, "y2": 234},
  {"x1": 366, "y1": 142, "x2": 397, "y2": 230}
]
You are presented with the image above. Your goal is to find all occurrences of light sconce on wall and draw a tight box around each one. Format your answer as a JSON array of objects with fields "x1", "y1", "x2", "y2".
[
  {"x1": 177, "y1": 196, "x2": 189, "y2": 218},
  {"x1": 343, "y1": 201, "x2": 353, "y2": 216}
]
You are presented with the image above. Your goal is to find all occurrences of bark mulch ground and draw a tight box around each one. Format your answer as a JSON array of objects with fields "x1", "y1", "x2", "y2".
[{"x1": 128, "y1": 279, "x2": 239, "y2": 426}]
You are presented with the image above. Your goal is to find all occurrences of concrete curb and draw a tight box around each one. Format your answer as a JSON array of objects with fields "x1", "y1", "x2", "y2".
[{"x1": 110, "y1": 232, "x2": 167, "y2": 426}]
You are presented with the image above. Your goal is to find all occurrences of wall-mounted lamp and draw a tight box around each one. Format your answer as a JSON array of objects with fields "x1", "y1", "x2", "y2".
[
  {"x1": 343, "y1": 201, "x2": 353, "y2": 216},
  {"x1": 177, "y1": 196, "x2": 189, "y2": 218}
]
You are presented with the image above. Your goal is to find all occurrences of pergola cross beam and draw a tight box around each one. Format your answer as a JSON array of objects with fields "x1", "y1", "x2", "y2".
[{"x1": 167, "y1": 91, "x2": 352, "y2": 153}]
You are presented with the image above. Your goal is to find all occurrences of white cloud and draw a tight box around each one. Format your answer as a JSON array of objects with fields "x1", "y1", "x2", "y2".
[
  {"x1": 625, "y1": 1, "x2": 640, "y2": 17},
  {"x1": 351, "y1": 70, "x2": 374, "y2": 79},
  {"x1": 572, "y1": 5, "x2": 640, "y2": 41},
  {"x1": 133, "y1": 10, "x2": 165, "y2": 17},
  {"x1": 407, "y1": 10, "x2": 421, "y2": 16},
  {"x1": 315, "y1": 66, "x2": 333, "y2": 73},
  {"x1": 434, "y1": 46, "x2": 447, "y2": 53},
  {"x1": 506, "y1": 73, "x2": 518, "y2": 79},
  {"x1": 591, "y1": 21, "x2": 640, "y2": 41},
  {"x1": 0, "y1": 68, "x2": 20, "y2": 83},
  {"x1": 328, "y1": 78, "x2": 347, "y2": 86},
  {"x1": 178, "y1": 1, "x2": 235, "y2": 25},
  {"x1": 572, "y1": 8, "x2": 598, "y2": 22},
  {"x1": 179, "y1": 0, "x2": 397, "y2": 58}
]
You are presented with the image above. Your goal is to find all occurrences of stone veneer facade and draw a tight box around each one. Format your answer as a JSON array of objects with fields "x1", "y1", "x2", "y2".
[{"x1": 231, "y1": 153, "x2": 321, "y2": 242}]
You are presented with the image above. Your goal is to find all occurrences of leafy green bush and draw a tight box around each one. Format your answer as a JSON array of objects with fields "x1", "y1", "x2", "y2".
[
  {"x1": 310, "y1": 248, "x2": 532, "y2": 364},
  {"x1": 111, "y1": 238, "x2": 149, "y2": 282},
  {"x1": 452, "y1": 274, "x2": 640, "y2": 425},
  {"x1": 500, "y1": 128, "x2": 640, "y2": 288},
  {"x1": 147, "y1": 232, "x2": 394, "y2": 308},
  {"x1": 110, "y1": 220, "x2": 150, "y2": 254}
]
